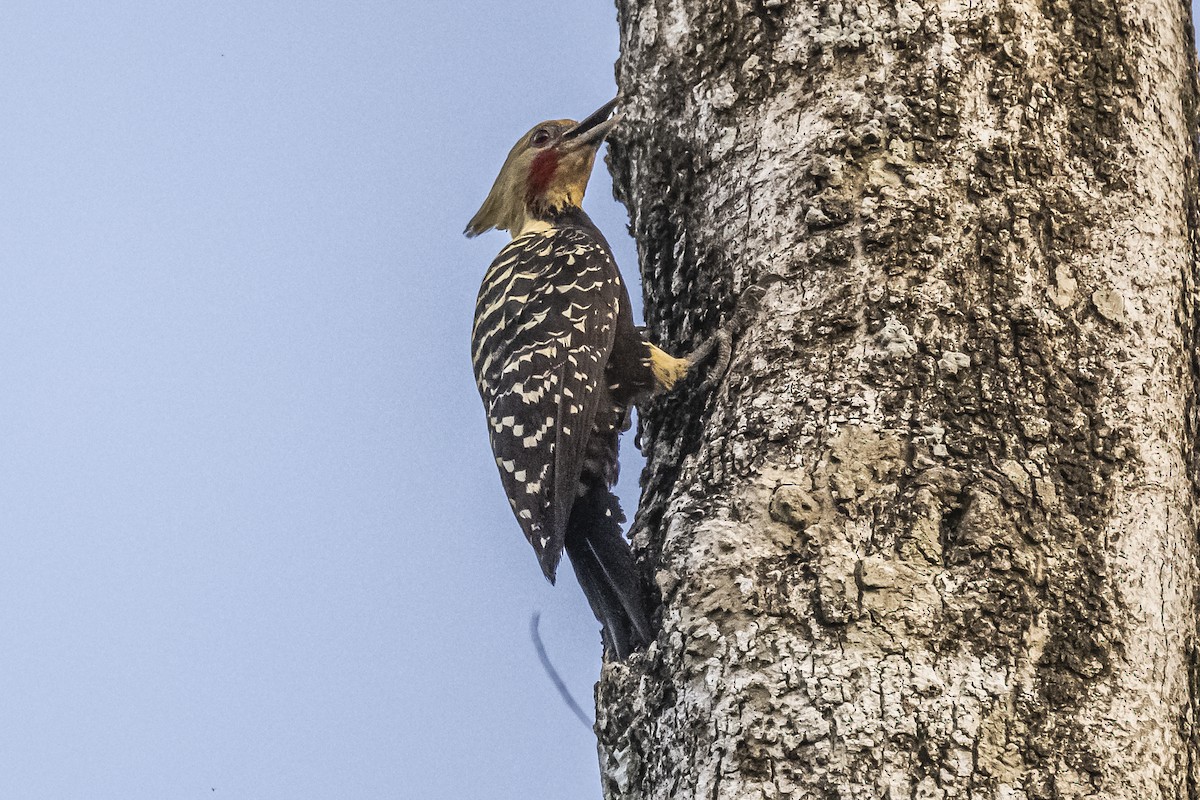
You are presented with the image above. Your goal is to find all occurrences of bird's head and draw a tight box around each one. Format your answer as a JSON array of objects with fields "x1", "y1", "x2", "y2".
[{"x1": 464, "y1": 97, "x2": 621, "y2": 238}]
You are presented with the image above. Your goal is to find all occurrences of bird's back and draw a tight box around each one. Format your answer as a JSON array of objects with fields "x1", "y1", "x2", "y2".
[{"x1": 471, "y1": 221, "x2": 625, "y2": 580}]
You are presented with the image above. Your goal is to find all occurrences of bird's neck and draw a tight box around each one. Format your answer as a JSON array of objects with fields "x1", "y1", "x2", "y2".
[
  {"x1": 513, "y1": 205, "x2": 603, "y2": 242},
  {"x1": 516, "y1": 217, "x2": 557, "y2": 237}
]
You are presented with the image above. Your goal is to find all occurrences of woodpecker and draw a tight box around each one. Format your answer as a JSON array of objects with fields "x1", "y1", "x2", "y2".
[{"x1": 466, "y1": 97, "x2": 726, "y2": 660}]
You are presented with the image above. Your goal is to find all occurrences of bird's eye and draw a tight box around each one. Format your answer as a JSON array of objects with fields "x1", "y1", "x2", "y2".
[{"x1": 530, "y1": 129, "x2": 552, "y2": 147}]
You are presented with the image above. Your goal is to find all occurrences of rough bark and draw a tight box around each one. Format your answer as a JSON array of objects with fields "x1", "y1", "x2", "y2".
[{"x1": 599, "y1": 1, "x2": 1200, "y2": 798}]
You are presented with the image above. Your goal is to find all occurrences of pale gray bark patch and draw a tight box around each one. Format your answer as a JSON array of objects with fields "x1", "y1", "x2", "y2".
[{"x1": 598, "y1": 0, "x2": 1200, "y2": 797}]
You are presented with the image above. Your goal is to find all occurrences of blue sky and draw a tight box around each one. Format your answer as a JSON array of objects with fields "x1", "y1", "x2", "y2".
[
  {"x1": 1, "y1": 3, "x2": 629, "y2": 798},
  {"x1": 1, "y1": 3, "x2": 1198, "y2": 800}
]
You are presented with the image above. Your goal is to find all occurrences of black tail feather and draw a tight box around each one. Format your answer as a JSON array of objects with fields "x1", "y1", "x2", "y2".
[{"x1": 563, "y1": 482, "x2": 651, "y2": 660}]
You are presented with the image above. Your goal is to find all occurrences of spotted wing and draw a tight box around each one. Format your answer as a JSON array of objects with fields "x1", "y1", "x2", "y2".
[{"x1": 471, "y1": 228, "x2": 620, "y2": 581}]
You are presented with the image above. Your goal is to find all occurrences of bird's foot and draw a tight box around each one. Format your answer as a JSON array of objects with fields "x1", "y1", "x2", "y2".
[
  {"x1": 685, "y1": 328, "x2": 732, "y2": 391},
  {"x1": 682, "y1": 273, "x2": 779, "y2": 390}
]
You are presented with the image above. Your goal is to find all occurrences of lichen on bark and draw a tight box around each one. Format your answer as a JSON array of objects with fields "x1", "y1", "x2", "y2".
[{"x1": 599, "y1": 0, "x2": 1200, "y2": 798}]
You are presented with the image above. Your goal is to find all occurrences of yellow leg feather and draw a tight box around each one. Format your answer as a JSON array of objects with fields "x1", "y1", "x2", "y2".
[{"x1": 648, "y1": 344, "x2": 690, "y2": 391}]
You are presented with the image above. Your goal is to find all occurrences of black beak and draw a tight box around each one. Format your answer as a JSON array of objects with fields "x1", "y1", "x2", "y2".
[{"x1": 562, "y1": 97, "x2": 622, "y2": 147}]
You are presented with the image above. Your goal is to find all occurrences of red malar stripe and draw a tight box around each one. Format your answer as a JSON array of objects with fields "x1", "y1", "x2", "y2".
[{"x1": 526, "y1": 149, "x2": 559, "y2": 200}]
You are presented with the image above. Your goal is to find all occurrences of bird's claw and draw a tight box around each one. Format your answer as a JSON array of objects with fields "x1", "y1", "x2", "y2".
[{"x1": 686, "y1": 329, "x2": 732, "y2": 391}]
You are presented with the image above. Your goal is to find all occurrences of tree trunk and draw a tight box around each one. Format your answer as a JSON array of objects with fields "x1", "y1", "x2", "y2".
[{"x1": 599, "y1": 1, "x2": 1200, "y2": 798}]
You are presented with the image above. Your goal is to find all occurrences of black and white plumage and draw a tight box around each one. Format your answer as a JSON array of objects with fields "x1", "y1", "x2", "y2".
[
  {"x1": 472, "y1": 225, "x2": 620, "y2": 576},
  {"x1": 471, "y1": 214, "x2": 658, "y2": 658}
]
